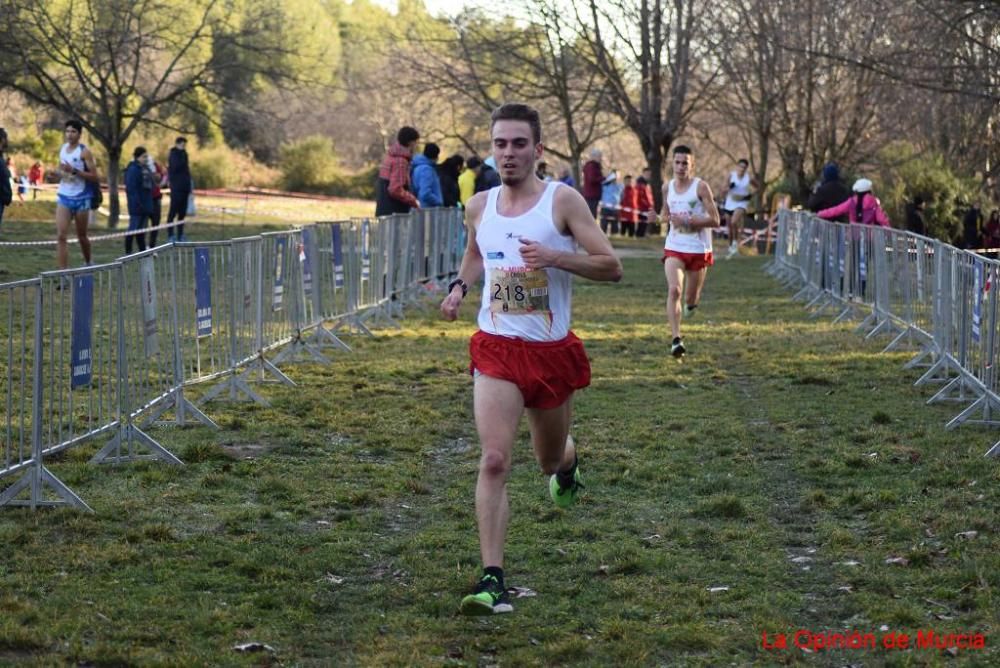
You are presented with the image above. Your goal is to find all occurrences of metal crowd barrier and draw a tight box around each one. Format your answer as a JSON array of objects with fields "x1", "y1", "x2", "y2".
[
  {"x1": 770, "y1": 209, "x2": 1000, "y2": 457},
  {"x1": 0, "y1": 207, "x2": 465, "y2": 510}
]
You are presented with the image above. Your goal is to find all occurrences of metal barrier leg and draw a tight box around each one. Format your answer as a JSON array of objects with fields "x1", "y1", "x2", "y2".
[
  {"x1": 914, "y1": 356, "x2": 959, "y2": 386},
  {"x1": 904, "y1": 346, "x2": 938, "y2": 370},
  {"x1": 198, "y1": 371, "x2": 271, "y2": 407},
  {"x1": 91, "y1": 423, "x2": 184, "y2": 466},
  {"x1": 944, "y1": 392, "x2": 1000, "y2": 430},
  {"x1": 271, "y1": 331, "x2": 331, "y2": 365},
  {"x1": 0, "y1": 464, "x2": 93, "y2": 511},
  {"x1": 143, "y1": 387, "x2": 220, "y2": 429},
  {"x1": 330, "y1": 313, "x2": 376, "y2": 338},
  {"x1": 358, "y1": 303, "x2": 402, "y2": 330},
  {"x1": 927, "y1": 372, "x2": 981, "y2": 405},
  {"x1": 240, "y1": 354, "x2": 297, "y2": 387},
  {"x1": 305, "y1": 324, "x2": 352, "y2": 352}
]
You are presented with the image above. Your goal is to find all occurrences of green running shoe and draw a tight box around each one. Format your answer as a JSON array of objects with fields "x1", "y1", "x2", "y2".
[
  {"x1": 549, "y1": 466, "x2": 583, "y2": 508},
  {"x1": 459, "y1": 574, "x2": 513, "y2": 616}
]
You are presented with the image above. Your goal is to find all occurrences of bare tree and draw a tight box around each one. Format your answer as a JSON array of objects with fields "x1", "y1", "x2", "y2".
[
  {"x1": 572, "y1": 0, "x2": 716, "y2": 209},
  {"x1": 397, "y1": 6, "x2": 617, "y2": 185},
  {"x1": 0, "y1": 0, "x2": 329, "y2": 226}
]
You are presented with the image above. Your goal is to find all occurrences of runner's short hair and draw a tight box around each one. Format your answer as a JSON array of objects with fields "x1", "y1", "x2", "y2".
[
  {"x1": 65, "y1": 120, "x2": 83, "y2": 132},
  {"x1": 672, "y1": 145, "x2": 692, "y2": 156},
  {"x1": 490, "y1": 103, "x2": 541, "y2": 144}
]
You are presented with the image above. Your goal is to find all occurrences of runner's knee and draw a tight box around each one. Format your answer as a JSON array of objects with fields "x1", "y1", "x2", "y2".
[
  {"x1": 668, "y1": 283, "x2": 683, "y2": 301},
  {"x1": 479, "y1": 449, "x2": 510, "y2": 478}
]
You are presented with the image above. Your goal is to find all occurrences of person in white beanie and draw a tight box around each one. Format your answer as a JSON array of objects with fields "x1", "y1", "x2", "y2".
[{"x1": 817, "y1": 177, "x2": 890, "y2": 227}]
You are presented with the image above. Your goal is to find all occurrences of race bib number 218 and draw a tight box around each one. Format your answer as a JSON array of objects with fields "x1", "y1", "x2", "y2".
[{"x1": 489, "y1": 268, "x2": 549, "y2": 314}]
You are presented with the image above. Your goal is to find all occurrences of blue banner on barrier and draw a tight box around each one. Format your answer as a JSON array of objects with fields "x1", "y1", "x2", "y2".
[
  {"x1": 301, "y1": 227, "x2": 314, "y2": 299},
  {"x1": 273, "y1": 237, "x2": 286, "y2": 311},
  {"x1": 332, "y1": 224, "x2": 344, "y2": 288},
  {"x1": 195, "y1": 248, "x2": 213, "y2": 337},
  {"x1": 972, "y1": 262, "x2": 983, "y2": 343},
  {"x1": 71, "y1": 274, "x2": 94, "y2": 389}
]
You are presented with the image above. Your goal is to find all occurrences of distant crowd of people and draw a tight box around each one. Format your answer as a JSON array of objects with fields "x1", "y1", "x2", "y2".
[
  {"x1": 0, "y1": 122, "x2": 197, "y2": 268},
  {"x1": 805, "y1": 160, "x2": 999, "y2": 255}
]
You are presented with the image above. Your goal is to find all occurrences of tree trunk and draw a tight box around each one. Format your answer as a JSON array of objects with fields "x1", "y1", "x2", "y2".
[
  {"x1": 571, "y1": 156, "x2": 582, "y2": 192},
  {"x1": 756, "y1": 129, "x2": 771, "y2": 220},
  {"x1": 647, "y1": 149, "x2": 665, "y2": 213},
  {"x1": 106, "y1": 146, "x2": 122, "y2": 229}
]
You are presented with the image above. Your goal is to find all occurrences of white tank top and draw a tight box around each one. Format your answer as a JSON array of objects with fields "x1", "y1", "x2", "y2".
[
  {"x1": 664, "y1": 177, "x2": 712, "y2": 254},
  {"x1": 476, "y1": 181, "x2": 576, "y2": 341},
  {"x1": 57, "y1": 143, "x2": 88, "y2": 197},
  {"x1": 724, "y1": 171, "x2": 752, "y2": 211}
]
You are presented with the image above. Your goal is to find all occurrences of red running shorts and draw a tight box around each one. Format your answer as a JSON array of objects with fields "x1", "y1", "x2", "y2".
[
  {"x1": 469, "y1": 330, "x2": 591, "y2": 409},
  {"x1": 662, "y1": 249, "x2": 714, "y2": 271}
]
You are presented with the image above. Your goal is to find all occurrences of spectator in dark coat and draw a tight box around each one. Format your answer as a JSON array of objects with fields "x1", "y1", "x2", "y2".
[
  {"x1": 582, "y1": 148, "x2": 604, "y2": 218},
  {"x1": 904, "y1": 196, "x2": 926, "y2": 236},
  {"x1": 438, "y1": 154, "x2": 464, "y2": 207},
  {"x1": 0, "y1": 128, "x2": 11, "y2": 229},
  {"x1": 474, "y1": 159, "x2": 501, "y2": 193},
  {"x1": 166, "y1": 136, "x2": 192, "y2": 241},
  {"x1": 962, "y1": 201, "x2": 983, "y2": 250},
  {"x1": 983, "y1": 210, "x2": 1000, "y2": 257},
  {"x1": 806, "y1": 163, "x2": 850, "y2": 222},
  {"x1": 124, "y1": 146, "x2": 154, "y2": 255}
]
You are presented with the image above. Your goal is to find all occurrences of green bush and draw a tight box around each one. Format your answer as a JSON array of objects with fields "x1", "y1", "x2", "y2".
[
  {"x1": 875, "y1": 143, "x2": 980, "y2": 243},
  {"x1": 279, "y1": 135, "x2": 339, "y2": 193},
  {"x1": 187, "y1": 143, "x2": 274, "y2": 190},
  {"x1": 328, "y1": 166, "x2": 377, "y2": 200}
]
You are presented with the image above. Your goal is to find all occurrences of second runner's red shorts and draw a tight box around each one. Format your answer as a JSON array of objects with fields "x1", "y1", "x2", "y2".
[
  {"x1": 469, "y1": 330, "x2": 591, "y2": 409},
  {"x1": 662, "y1": 249, "x2": 714, "y2": 271}
]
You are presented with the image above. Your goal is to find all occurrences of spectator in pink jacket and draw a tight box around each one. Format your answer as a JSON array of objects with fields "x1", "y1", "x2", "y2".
[{"x1": 817, "y1": 178, "x2": 891, "y2": 227}]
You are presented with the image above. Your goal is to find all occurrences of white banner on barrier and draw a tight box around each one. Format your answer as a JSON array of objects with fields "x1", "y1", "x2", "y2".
[
  {"x1": 273, "y1": 237, "x2": 285, "y2": 311},
  {"x1": 141, "y1": 257, "x2": 158, "y2": 356},
  {"x1": 916, "y1": 240, "x2": 925, "y2": 302},
  {"x1": 243, "y1": 246, "x2": 253, "y2": 311}
]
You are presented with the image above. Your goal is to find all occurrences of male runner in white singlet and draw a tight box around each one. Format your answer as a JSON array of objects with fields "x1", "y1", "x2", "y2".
[
  {"x1": 55, "y1": 120, "x2": 97, "y2": 269},
  {"x1": 720, "y1": 158, "x2": 758, "y2": 259},
  {"x1": 440, "y1": 103, "x2": 622, "y2": 615},
  {"x1": 660, "y1": 145, "x2": 721, "y2": 358}
]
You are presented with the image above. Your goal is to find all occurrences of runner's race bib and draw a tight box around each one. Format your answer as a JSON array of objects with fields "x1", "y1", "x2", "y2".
[{"x1": 489, "y1": 268, "x2": 549, "y2": 314}]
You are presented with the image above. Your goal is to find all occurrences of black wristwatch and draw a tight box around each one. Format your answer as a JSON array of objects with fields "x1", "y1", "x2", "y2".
[{"x1": 448, "y1": 278, "x2": 468, "y2": 298}]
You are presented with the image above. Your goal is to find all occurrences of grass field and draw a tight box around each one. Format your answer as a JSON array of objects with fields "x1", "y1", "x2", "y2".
[{"x1": 0, "y1": 235, "x2": 998, "y2": 666}]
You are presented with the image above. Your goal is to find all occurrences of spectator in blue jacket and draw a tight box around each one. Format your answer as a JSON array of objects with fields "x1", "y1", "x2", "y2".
[
  {"x1": 124, "y1": 146, "x2": 154, "y2": 254},
  {"x1": 411, "y1": 143, "x2": 443, "y2": 208}
]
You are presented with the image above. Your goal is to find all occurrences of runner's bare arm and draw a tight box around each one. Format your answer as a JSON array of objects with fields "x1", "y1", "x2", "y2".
[
  {"x1": 690, "y1": 180, "x2": 721, "y2": 229},
  {"x1": 440, "y1": 193, "x2": 487, "y2": 321},
  {"x1": 80, "y1": 148, "x2": 99, "y2": 182},
  {"x1": 517, "y1": 186, "x2": 622, "y2": 283}
]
